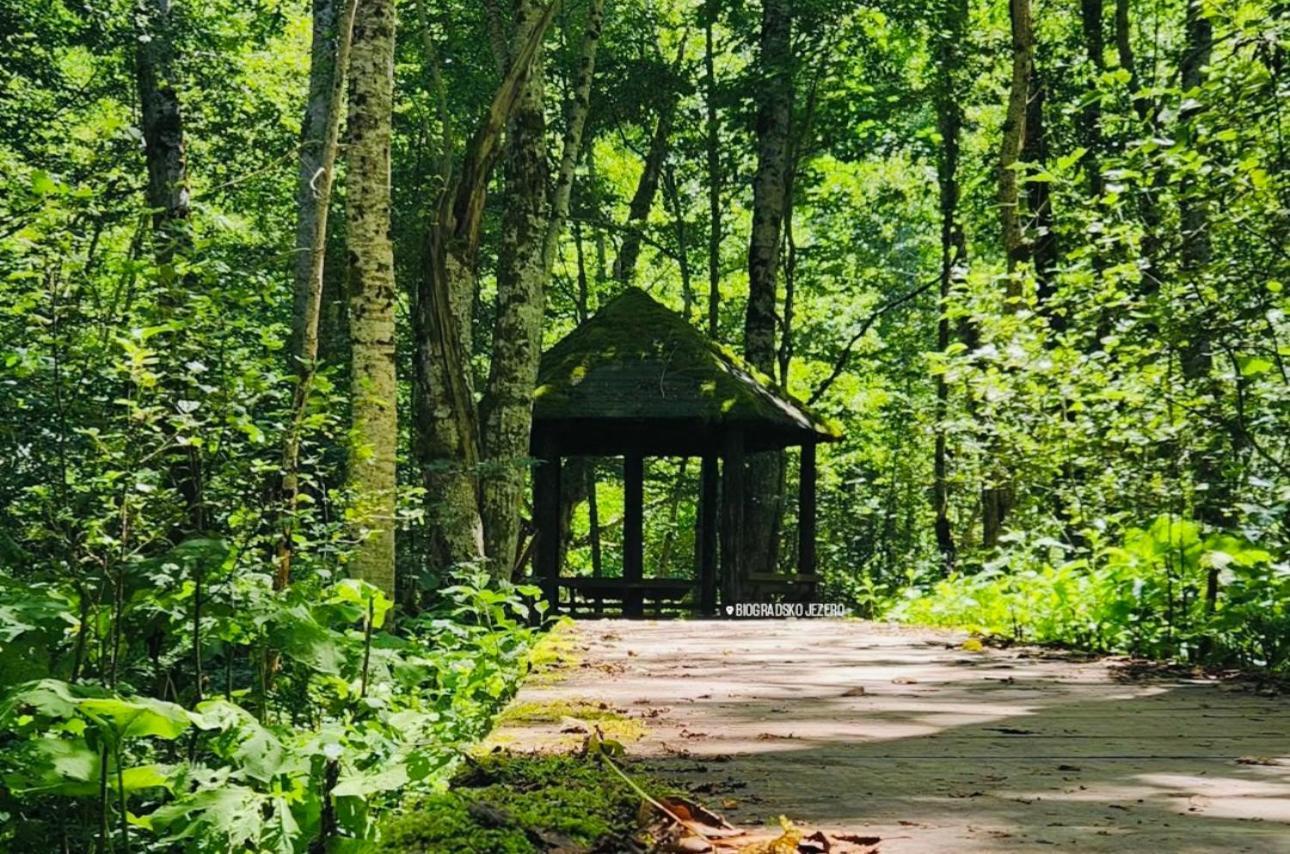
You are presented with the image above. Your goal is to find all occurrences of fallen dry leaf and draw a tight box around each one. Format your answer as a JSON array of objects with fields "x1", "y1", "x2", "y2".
[{"x1": 834, "y1": 834, "x2": 881, "y2": 846}]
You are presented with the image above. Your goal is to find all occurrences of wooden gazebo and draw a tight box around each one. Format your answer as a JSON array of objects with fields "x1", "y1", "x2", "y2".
[{"x1": 530, "y1": 288, "x2": 841, "y2": 616}]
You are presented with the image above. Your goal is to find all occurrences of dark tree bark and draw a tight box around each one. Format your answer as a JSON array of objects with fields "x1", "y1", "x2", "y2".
[
  {"x1": 612, "y1": 37, "x2": 686, "y2": 286},
  {"x1": 135, "y1": 0, "x2": 191, "y2": 290},
  {"x1": 1080, "y1": 0, "x2": 1106, "y2": 199},
  {"x1": 932, "y1": 0, "x2": 968, "y2": 571},
  {"x1": 1024, "y1": 65, "x2": 1059, "y2": 320},
  {"x1": 743, "y1": 0, "x2": 793, "y2": 576},
  {"x1": 135, "y1": 0, "x2": 204, "y2": 537},
  {"x1": 1177, "y1": 0, "x2": 1228, "y2": 635}
]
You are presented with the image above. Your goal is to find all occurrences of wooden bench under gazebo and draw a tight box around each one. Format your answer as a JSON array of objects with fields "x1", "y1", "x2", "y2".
[{"x1": 530, "y1": 288, "x2": 841, "y2": 616}]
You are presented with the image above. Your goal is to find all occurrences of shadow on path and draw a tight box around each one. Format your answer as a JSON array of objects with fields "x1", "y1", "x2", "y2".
[{"x1": 491, "y1": 619, "x2": 1290, "y2": 852}]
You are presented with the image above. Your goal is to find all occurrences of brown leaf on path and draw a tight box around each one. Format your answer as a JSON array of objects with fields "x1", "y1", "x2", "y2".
[
  {"x1": 840, "y1": 687, "x2": 865, "y2": 697},
  {"x1": 798, "y1": 830, "x2": 831, "y2": 852},
  {"x1": 833, "y1": 835, "x2": 881, "y2": 845}
]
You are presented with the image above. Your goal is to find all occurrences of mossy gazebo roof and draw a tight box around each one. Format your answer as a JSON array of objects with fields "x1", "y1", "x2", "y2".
[
  {"x1": 530, "y1": 288, "x2": 839, "y2": 619},
  {"x1": 532, "y1": 288, "x2": 841, "y2": 456}
]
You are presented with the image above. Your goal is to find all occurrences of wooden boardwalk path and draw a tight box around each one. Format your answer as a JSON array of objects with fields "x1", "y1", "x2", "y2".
[{"x1": 490, "y1": 619, "x2": 1290, "y2": 852}]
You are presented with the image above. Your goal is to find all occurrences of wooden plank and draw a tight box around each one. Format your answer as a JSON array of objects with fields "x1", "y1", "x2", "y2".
[
  {"x1": 623, "y1": 453, "x2": 645, "y2": 617},
  {"x1": 697, "y1": 454, "x2": 718, "y2": 615}
]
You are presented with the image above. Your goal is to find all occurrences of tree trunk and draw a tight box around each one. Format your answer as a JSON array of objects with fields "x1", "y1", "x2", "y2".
[
  {"x1": 344, "y1": 0, "x2": 399, "y2": 596},
  {"x1": 932, "y1": 0, "x2": 967, "y2": 571},
  {"x1": 291, "y1": 0, "x2": 338, "y2": 356},
  {"x1": 136, "y1": 0, "x2": 191, "y2": 292},
  {"x1": 1024, "y1": 65, "x2": 1059, "y2": 320},
  {"x1": 744, "y1": 0, "x2": 792, "y2": 576},
  {"x1": 613, "y1": 36, "x2": 686, "y2": 286},
  {"x1": 984, "y1": 0, "x2": 1034, "y2": 549},
  {"x1": 998, "y1": 0, "x2": 1034, "y2": 289},
  {"x1": 704, "y1": 3, "x2": 721, "y2": 339},
  {"x1": 1080, "y1": 0, "x2": 1106, "y2": 199},
  {"x1": 1177, "y1": 0, "x2": 1226, "y2": 636},
  {"x1": 276, "y1": 0, "x2": 358, "y2": 590},
  {"x1": 480, "y1": 0, "x2": 551, "y2": 573},
  {"x1": 480, "y1": 0, "x2": 604, "y2": 577},
  {"x1": 136, "y1": 0, "x2": 204, "y2": 536},
  {"x1": 413, "y1": 1, "x2": 557, "y2": 577},
  {"x1": 663, "y1": 163, "x2": 695, "y2": 320}
]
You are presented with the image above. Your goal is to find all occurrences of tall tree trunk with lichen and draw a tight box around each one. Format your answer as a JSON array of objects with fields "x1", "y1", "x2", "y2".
[
  {"x1": 480, "y1": 0, "x2": 604, "y2": 578},
  {"x1": 344, "y1": 0, "x2": 399, "y2": 596},
  {"x1": 744, "y1": 0, "x2": 792, "y2": 576},
  {"x1": 982, "y1": 0, "x2": 1033, "y2": 549},
  {"x1": 998, "y1": 0, "x2": 1033, "y2": 289},
  {"x1": 276, "y1": 0, "x2": 357, "y2": 590},
  {"x1": 932, "y1": 0, "x2": 967, "y2": 571},
  {"x1": 413, "y1": 1, "x2": 558, "y2": 578},
  {"x1": 480, "y1": 0, "x2": 550, "y2": 575}
]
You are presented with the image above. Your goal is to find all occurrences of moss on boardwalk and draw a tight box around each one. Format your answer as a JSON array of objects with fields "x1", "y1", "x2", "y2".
[{"x1": 377, "y1": 753, "x2": 667, "y2": 853}]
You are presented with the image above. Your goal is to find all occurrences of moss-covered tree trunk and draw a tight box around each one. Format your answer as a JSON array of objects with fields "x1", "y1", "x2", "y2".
[
  {"x1": 481, "y1": 0, "x2": 605, "y2": 577},
  {"x1": 344, "y1": 0, "x2": 398, "y2": 596},
  {"x1": 413, "y1": 1, "x2": 557, "y2": 579},
  {"x1": 481, "y1": 0, "x2": 551, "y2": 574},
  {"x1": 744, "y1": 0, "x2": 792, "y2": 577}
]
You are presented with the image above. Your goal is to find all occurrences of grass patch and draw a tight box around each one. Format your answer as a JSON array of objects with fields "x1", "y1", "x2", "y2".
[
  {"x1": 495, "y1": 697, "x2": 650, "y2": 744},
  {"x1": 526, "y1": 618, "x2": 582, "y2": 683},
  {"x1": 377, "y1": 752, "x2": 670, "y2": 853}
]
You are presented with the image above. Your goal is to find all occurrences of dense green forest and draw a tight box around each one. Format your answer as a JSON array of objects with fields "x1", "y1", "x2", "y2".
[{"x1": 0, "y1": 0, "x2": 1287, "y2": 848}]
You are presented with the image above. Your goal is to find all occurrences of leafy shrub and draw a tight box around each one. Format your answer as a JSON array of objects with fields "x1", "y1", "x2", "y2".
[
  {"x1": 891, "y1": 515, "x2": 1289, "y2": 671},
  {"x1": 0, "y1": 565, "x2": 545, "y2": 852}
]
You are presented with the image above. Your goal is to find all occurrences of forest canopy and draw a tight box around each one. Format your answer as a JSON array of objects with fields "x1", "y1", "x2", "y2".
[{"x1": 0, "y1": 0, "x2": 1287, "y2": 848}]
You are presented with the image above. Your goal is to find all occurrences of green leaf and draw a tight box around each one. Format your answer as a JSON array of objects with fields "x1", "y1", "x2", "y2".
[
  {"x1": 195, "y1": 698, "x2": 285, "y2": 783},
  {"x1": 78, "y1": 695, "x2": 194, "y2": 740},
  {"x1": 1237, "y1": 355, "x2": 1274, "y2": 377}
]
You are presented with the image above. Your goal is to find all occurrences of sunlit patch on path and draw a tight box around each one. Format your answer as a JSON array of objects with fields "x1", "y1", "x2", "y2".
[{"x1": 489, "y1": 619, "x2": 1290, "y2": 852}]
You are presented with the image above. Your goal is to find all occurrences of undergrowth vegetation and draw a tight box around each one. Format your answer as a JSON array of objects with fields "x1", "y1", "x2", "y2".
[
  {"x1": 0, "y1": 566, "x2": 544, "y2": 851},
  {"x1": 892, "y1": 515, "x2": 1290, "y2": 670}
]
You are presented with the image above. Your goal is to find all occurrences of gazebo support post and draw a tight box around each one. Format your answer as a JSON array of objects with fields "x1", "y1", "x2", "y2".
[
  {"x1": 720, "y1": 430, "x2": 745, "y2": 608},
  {"x1": 798, "y1": 441, "x2": 817, "y2": 601},
  {"x1": 697, "y1": 454, "x2": 719, "y2": 615},
  {"x1": 535, "y1": 439, "x2": 562, "y2": 614},
  {"x1": 623, "y1": 453, "x2": 645, "y2": 617}
]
